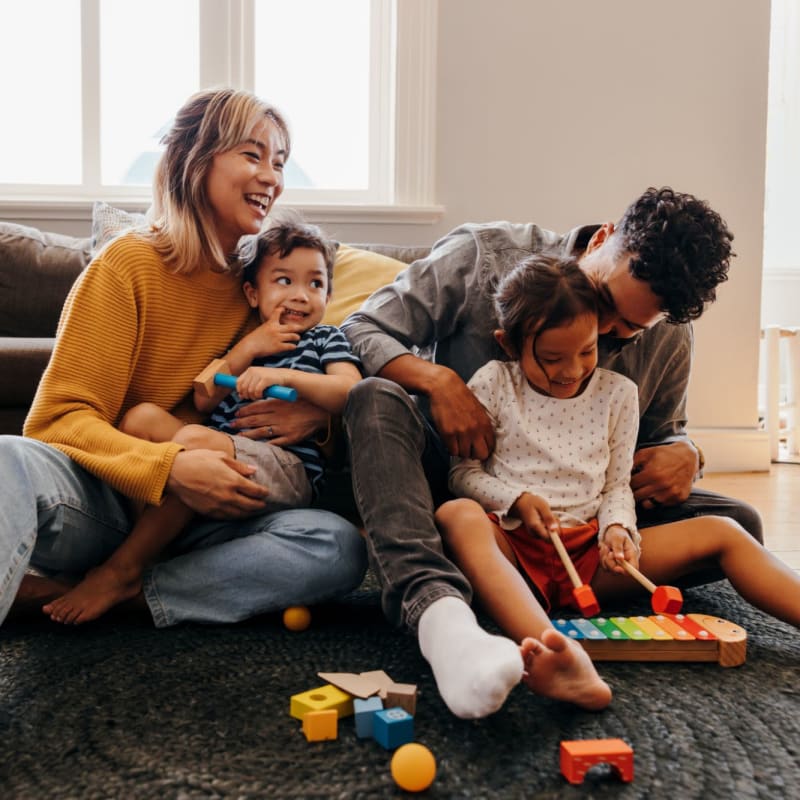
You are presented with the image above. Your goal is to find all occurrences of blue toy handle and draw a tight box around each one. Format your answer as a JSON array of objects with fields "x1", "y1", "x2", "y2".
[{"x1": 213, "y1": 373, "x2": 297, "y2": 402}]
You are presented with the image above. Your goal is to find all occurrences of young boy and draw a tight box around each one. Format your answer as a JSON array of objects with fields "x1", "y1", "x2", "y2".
[{"x1": 44, "y1": 220, "x2": 362, "y2": 624}]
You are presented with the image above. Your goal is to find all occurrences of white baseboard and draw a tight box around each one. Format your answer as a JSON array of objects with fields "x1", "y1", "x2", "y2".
[{"x1": 687, "y1": 427, "x2": 771, "y2": 473}]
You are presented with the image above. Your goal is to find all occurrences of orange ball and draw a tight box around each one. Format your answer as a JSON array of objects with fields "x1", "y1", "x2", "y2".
[
  {"x1": 282, "y1": 605, "x2": 311, "y2": 631},
  {"x1": 390, "y1": 743, "x2": 436, "y2": 792}
]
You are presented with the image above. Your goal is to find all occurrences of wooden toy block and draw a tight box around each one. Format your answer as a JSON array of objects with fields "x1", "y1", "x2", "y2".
[
  {"x1": 353, "y1": 696, "x2": 384, "y2": 738},
  {"x1": 290, "y1": 684, "x2": 354, "y2": 721},
  {"x1": 618, "y1": 558, "x2": 683, "y2": 614},
  {"x1": 552, "y1": 613, "x2": 747, "y2": 666},
  {"x1": 550, "y1": 530, "x2": 600, "y2": 616},
  {"x1": 302, "y1": 709, "x2": 338, "y2": 742},
  {"x1": 357, "y1": 670, "x2": 394, "y2": 693},
  {"x1": 372, "y1": 707, "x2": 414, "y2": 750},
  {"x1": 318, "y1": 671, "x2": 385, "y2": 699},
  {"x1": 193, "y1": 358, "x2": 229, "y2": 398},
  {"x1": 379, "y1": 682, "x2": 418, "y2": 716},
  {"x1": 560, "y1": 738, "x2": 634, "y2": 785}
]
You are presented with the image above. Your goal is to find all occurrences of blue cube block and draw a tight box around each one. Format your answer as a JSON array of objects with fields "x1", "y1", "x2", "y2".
[
  {"x1": 353, "y1": 696, "x2": 384, "y2": 739},
  {"x1": 372, "y1": 706, "x2": 414, "y2": 750}
]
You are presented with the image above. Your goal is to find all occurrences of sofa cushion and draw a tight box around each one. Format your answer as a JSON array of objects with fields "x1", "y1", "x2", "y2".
[
  {"x1": 0, "y1": 222, "x2": 91, "y2": 337},
  {"x1": 322, "y1": 244, "x2": 410, "y2": 327}
]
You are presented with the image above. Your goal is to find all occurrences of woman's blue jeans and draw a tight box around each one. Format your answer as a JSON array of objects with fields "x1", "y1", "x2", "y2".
[{"x1": 0, "y1": 436, "x2": 367, "y2": 627}]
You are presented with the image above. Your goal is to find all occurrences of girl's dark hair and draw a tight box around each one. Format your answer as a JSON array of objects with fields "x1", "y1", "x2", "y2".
[
  {"x1": 494, "y1": 252, "x2": 599, "y2": 357},
  {"x1": 241, "y1": 217, "x2": 336, "y2": 294}
]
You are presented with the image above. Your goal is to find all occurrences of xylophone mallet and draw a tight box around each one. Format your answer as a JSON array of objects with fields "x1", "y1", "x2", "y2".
[
  {"x1": 550, "y1": 529, "x2": 601, "y2": 617},
  {"x1": 616, "y1": 558, "x2": 683, "y2": 614}
]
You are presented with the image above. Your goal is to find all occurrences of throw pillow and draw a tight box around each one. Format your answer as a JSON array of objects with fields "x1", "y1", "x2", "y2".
[
  {"x1": 323, "y1": 244, "x2": 407, "y2": 327},
  {"x1": 91, "y1": 200, "x2": 148, "y2": 253}
]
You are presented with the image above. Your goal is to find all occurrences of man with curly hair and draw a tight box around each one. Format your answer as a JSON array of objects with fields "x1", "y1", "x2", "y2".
[{"x1": 339, "y1": 186, "x2": 761, "y2": 720}]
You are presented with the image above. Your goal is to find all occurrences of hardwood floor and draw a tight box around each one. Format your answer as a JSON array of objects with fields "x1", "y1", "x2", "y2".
[{"x1": 697, "y1": 462, "x2": 800, "y2": 571}]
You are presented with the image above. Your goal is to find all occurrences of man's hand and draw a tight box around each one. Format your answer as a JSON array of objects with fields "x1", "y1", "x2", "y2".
[
  {"x1": 598, "y1": 524, "x2": 639, "y2": 573},
  {"x1": 428, "y1": 370, "x2": 495, "y2": 460},
  {"x1": 630, "y1": 441, "x2": 699, "y2": 508},
  {"x1": 512, "y1": 492, "x2": 558, "y2": 540},
  {"x1": 166, "y1": 449, "x2": 269, "y2": 518},
  {"x1": 229, "y1": 397, "x2": 328, "y2": 446}
]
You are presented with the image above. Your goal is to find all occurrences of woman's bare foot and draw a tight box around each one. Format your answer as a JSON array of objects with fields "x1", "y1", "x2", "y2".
[
  {"x1": 520, "y1": 627, "x2": 612, "y2": 711},
  {"x1": 42, "y1": 563, "x2": 143, "y2": 625}
]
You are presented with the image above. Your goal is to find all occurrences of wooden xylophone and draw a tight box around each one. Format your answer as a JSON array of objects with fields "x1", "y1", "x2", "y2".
[{"x1": 552, "y1": 613, "x2": 747, "y2": 667}]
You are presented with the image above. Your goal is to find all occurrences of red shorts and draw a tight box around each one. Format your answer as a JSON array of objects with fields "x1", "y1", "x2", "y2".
[{"x1": 490, "y1": 515, "x2": 600, "y2": 614}]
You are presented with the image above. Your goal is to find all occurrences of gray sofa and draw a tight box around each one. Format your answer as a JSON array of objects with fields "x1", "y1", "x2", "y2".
[{"x1": 0, "y1": 218, "x2": 427, "y2": 437}]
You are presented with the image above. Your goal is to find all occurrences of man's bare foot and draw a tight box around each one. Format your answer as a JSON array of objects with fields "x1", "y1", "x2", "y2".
[
  {"x1": 6, "y1": 574, "x2": 76, "y2": 622},
  {"x1": 42, "y1": 563, "x2": 143, "y2": 625},
  {"x1": 520, "y1": 627, "x2": 612, "y2": 711}
]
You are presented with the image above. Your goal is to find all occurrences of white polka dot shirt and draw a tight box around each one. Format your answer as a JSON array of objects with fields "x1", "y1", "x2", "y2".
[{"x1": 449, "y1": 360, "x2": 640, "y2": 544}]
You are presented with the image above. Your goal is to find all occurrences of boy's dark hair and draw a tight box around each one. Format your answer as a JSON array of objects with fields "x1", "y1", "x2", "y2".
[
  {"x1": 241, "y1": 219, "x2": 336, "y2": 294},
  {"x1": 495, "y1": 252, "x2": 599, "y2": 357},
  {"x1": 616, "y1": 186, "x2": 733, "y2": 324}
]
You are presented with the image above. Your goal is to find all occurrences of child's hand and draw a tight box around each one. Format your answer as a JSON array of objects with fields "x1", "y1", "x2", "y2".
[
  {"x1": 236, "y1": 366, "x2": 288, "y2": 400},
  {"x1": 250, "y1": 305, "x2": 302, "y2": 356},
  {"x1": 513, "y1": 492, "x2": 559, "y2": 540},
  {"x1": 598, "y1": 524, "x2": 639, "y2": 574}
]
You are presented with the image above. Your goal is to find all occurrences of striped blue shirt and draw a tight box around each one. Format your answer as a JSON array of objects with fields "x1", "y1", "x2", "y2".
[{"x1": 208, "y1": 325, "x2": 360, "y2": 497}]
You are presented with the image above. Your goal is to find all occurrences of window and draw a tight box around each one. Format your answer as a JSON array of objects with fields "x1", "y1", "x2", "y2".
[
  {"x1": 764, "y1": 0, "x2": 800, "y2": 273},
  {"x1": 0, "y1": 0, "x2": 437, "y2": 218}
]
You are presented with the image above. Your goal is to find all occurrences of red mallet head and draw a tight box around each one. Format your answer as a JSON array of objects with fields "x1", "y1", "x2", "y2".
[
  {"x1": 651, "y1": 585, "x2": 683, "y2": 614},
  {"x1": 573, "y1": 584, "x2": 601, "y2": 618}
]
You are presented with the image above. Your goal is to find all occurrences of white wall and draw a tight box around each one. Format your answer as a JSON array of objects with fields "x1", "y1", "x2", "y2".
[
  {"x1": 357, "y1": 0, "x2": 773, "y2": 471},
  {"x1": 7, "y1": 0, "x2": 773, "y2": 470}
]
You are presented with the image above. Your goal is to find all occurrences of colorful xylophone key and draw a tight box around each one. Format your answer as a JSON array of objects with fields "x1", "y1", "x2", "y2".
[{"x1": 552, "y1": 612, "x2": 747, "y2": 667}]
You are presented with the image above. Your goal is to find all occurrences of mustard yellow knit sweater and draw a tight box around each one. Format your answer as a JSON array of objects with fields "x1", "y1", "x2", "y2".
[{"x1": 24, "y1": 232, "x2": 252, "y2": 506}]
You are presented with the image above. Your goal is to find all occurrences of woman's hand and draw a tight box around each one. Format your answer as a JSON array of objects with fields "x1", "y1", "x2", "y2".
[
  {"x1": 512, "y1": 492, "x2": 558, "y2": 539},
  {"x1": 598, "y1": 524, "x2": 639, "y2": 573},
  {"x1": 166, "y1": 449, "x2": 269, "y2": 518},
  {"x1": 229, "y1": 397, "x2": 329, "y2": 447}
]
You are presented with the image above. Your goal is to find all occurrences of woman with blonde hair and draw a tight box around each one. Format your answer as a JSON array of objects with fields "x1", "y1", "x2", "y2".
[{"x1": 0, "y1": 88, "x2": 366, "y2": 627}]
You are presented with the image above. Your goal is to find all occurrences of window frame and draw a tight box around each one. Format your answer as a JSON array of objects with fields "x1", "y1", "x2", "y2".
[{"x1": 0, "y1": 0, "x2": 442, "y2": 226}]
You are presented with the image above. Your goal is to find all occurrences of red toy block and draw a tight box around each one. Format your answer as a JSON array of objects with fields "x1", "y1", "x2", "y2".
[{"x1": 560, "y1": 738, "x2": 634, "y2": 785}]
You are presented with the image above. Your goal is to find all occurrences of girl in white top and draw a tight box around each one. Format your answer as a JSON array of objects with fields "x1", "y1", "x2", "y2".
[{"x1": 436, "y1": 253, "x2": 800, "y2": 711}]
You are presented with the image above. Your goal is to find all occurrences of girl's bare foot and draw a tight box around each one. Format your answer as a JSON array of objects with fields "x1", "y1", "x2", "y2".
[
  {"x1": 42, "y1": 563, "x2": 143, "y2": 625},
  {"x1": 520, "y1": 627, "x2": 612, "y2": 711}
]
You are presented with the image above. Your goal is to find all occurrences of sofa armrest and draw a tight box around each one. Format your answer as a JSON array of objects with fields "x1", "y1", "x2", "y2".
[{"x1": 0, "y1": 337, "x2": 54, "y2": 405}]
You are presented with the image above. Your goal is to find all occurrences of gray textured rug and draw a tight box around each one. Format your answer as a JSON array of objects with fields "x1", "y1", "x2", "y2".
[{"x1": 1, "y1": 578, "x2": 799, "y2": 799}]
